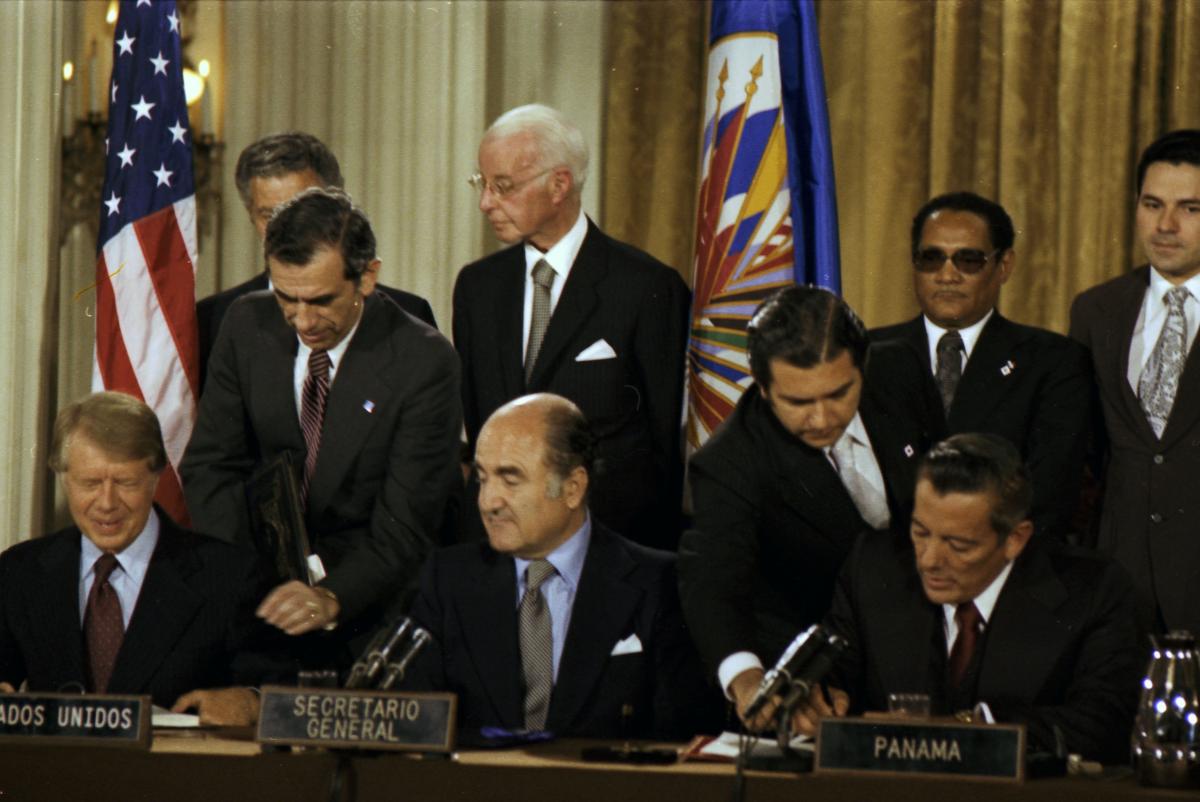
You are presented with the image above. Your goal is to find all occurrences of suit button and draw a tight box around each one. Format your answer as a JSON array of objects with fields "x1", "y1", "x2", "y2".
[
  {"x1": 1150, "y1": 512, "x2": 1163, "y2": 524},
  {"x1": 1154, "y1": 454, "x2": 1165, "y2": 465}
]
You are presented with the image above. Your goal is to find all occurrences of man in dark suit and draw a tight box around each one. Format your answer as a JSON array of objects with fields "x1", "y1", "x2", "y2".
[
  {"x1": 407, "y1": 394, "x2": 715, "y2": 739},
  {"x1": 453, "y1": 104, "x2": 690, "y2": 550},
  {"x1": 0, "y1": 393, "x2": 270, "y2": 724},
  {"x1": 679, "y1": 286, "x2": 941, "y2": 729},
  {"x1": 197, "y1": 132, "x2": 435, "y2": 391},
  {"x1": 1070, "y1": 129, "x2": 1200, "y2": 634},
  {"x1": 791, "y1": 434, "x2": 1142, "y2": 764},
  {"x1": 872, "y1": 192, "x2": 1090, "y2": 540},
  {"x1": 181, "y1": 188, "x2": 461, "y2": 666}
]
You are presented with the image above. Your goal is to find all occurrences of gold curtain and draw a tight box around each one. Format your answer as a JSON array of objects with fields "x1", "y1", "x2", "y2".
[
  {"x1": 606, "y1": 0, "x2": 1200, "y2": 333},
  {"x1": 602, "y1": 0, "x2": 707, "y2": 279}
]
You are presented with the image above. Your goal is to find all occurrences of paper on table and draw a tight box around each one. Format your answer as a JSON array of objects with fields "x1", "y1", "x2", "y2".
[
  {"x1": 151, "y1": 706, "x2": 201, "y2": 728},
  {"x1": 699, "y1": 730, "x2": 813, "y2": 760}
]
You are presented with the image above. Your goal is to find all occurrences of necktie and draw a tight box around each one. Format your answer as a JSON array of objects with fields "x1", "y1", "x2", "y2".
[
  {"x1": 525, "y1": 259, "x2": 555, "y2": 383},
  {"x1": 1139, "y1": 287, "x2": 1191, "y2": 438},
  {"x1": 830, "y1": 435, "x2": 891, "y2": 529},
  {"x1": 84, "y1": 554, "x2": 124, "y2": 694},
  {"x1": 946, "y1": 602, "x2": 982, "y2": 693},
  {"x1": 519, "y1": 559, "x2": 557, "y2": 730},
  {"x1": 300, "y1": 349, "x2": 332, "y2": 506},
  {"x1": 935, "y1": 330, "x2": 964, "y2": 414}
]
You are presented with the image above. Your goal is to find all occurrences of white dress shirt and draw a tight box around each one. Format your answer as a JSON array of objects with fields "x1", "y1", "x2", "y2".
[
  {"x1": 521, "y1": 209, "x2": 589, "y2": 358},
  {"x1": 292, "y1": 312, "x2": 363, "y2": 417},
  {"x1": 923, "y1": 309, "x2": 994, "y2": 376},
  {"x1": 1126, "y1": 268, "x2": 1200, "y2": 391},
  {"x1": 78, "y1": 508, "x2": 161, "y2": 629}
]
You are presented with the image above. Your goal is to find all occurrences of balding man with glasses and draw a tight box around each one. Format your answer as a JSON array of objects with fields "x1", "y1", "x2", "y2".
[
  {"x1": 871, "y1": 192, "x2": 1091, "y2": 541},
  {"x1": 452, "y1": 104, "x2": 690, "y2": 551}
]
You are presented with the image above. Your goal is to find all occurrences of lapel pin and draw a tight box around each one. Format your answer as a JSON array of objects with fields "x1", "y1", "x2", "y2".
[
  {"x1": 1000, "y1": 360, "x2": 1014, "y2": 377},
  {"x1": 903, "y1": 445, "x2": 915, "y2": 458},
  {"x1": 363, "y1": 400, "x2": 376, "y2": 414}
]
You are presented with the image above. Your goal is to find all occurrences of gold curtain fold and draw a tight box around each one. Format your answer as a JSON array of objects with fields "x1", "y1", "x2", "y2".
[
  {"x1": 606, "y1": 0, "x2": 1199, "y2": 333},
  {"x1": 602, "y1": 0, "x2": 707, "y2": 280}
]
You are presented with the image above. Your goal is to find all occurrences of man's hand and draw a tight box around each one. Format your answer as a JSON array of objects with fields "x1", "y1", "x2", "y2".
[
  {"x1": 789, "y1": 683, "x2": 850, "y2": 736},
  {"x1": 257, "y1": 581, "x2": 339, "y2": 635},
  {"x1": 0, "y1": 682, "x2": 14, "y2": 693},
  {"x1": 171, "y1": 688, "x2": 260, "y2": 726},
  {"x1": 729, "y1": 667, "x2": 777, "y2": 732}
]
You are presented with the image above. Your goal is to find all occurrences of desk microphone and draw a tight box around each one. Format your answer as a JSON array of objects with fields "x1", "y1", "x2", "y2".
[
  {"x1": 743, "y1": 624, "x2": 847, "y2": 720},
  {"x1": 377, "y1": 628, "x2": 432, "y2": 691},
  {"x1": 345, "y1": 617, "x2": 414, "y2": 689}
]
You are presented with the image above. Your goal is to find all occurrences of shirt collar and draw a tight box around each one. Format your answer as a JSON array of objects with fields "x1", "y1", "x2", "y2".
[
  {"x1": 523, "y1": 209, "x2": 588, "y2": 281},
  {"x1": 295, "y1": 301, "x2": 363, "y2": 372},
  {"x1": 514, "y1": 512, "x2": 592, "y2": 595},
  {"x1": 80, "y1": 507, "x2": 160, "y2": 584},
  {"x1": 1148, "y1": 267, "x2": 1200, "y2": 307},
  {"x1": 923, "y1": 308, "x2": 994, "y2": 360},
  {"x1": 942, "y1": 557, "x2": 1013, "y2": 627},
  {"x1": 825, "y1": 411, "x2": 870, "y2": 458}
]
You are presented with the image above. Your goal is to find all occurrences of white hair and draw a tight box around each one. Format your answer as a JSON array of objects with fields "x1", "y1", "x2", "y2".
[{"x1": 484, "y1": 104, "x2": 589, "y2": 193}]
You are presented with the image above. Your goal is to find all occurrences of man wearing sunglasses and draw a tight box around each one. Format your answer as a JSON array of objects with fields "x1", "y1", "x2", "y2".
[
  {"x1": 1070, "y1": 129, "x2": 1200, "y2": 636},
  {"x1": 452, "y1": 104, "x2": 690, "y2": 551},
  {"x1": 872, "y1": 192, "x2": 1091, "y2": 541}
]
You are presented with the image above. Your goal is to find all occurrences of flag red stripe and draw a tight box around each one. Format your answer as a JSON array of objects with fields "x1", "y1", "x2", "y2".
[
  {"x1": 94, "y1": 253, "x2": 146, "y2": 399},
  {"x1": 134, "y1": 206, "x2": 199, "y2": 399},
  {"x1": 155, "y1": 464, "x2": 191, "y2": 528}
]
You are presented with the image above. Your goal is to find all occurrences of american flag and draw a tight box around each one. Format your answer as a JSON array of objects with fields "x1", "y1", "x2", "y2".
[{"x1": 93, "y1": 0, "x2": 198, "y2": 524}]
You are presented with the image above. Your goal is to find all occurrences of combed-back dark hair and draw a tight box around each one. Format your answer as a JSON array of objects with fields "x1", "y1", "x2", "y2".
[
  {"x1": 1136, "y1": 129, "x2": 1200, "y2": 195},
  {"x1": 264, "y1": 187, "x2": 375, "y2": 282},
  {"x1": 746, "y1": 285, "x2": 868, "y2": 389},
  {"x1": 910, "y1": 191, "x2": 1015, "y2": 256},
  {"x1": 542, "y1": 398, "x2": 596, "y2": 483},
  {"x1": 234, "y1": 131, "x2": 343, "y2": 208},
  {"x1": 49, "y1": 392, "x2": 167, "y2": 474},
  {"x1": 917, "y1": 433, "x2": 1032, "y2": 537}
]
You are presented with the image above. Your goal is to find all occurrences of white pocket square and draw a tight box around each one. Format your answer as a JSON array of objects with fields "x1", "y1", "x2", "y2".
[
  {"x1": 575, "y1": 339, "x2": 617, "y2": 362},
  {"x1": 610, "y1": 633, "x2": 643, "y2": 656}
]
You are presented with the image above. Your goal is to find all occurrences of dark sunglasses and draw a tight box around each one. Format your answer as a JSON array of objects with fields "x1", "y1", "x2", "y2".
[{"x1": 912, "y1": 247, "x2": 1001, "y2": 275}]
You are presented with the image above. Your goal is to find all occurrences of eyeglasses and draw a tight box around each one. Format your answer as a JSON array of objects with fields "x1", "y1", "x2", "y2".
[
  {"x1": 467, "y1": 167, "x2": 553, "y2": 199},
  {"x1": 912, "y1": 247, "x2": 1002, "y2": 275}
]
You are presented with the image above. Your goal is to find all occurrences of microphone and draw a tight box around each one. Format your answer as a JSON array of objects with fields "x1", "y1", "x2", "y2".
[
  {"x1": 344, "y1": 617, "x2": 414, "y2": 689},
  {"x1": 743, "y1": 624, "x2": 846, "y2": 721},
  {"x1": 777, "y1": 629, "x2": 849, "y2": 714},
  {"x1": 376, "y1": 628, "x2": 432, "y2": 690}
]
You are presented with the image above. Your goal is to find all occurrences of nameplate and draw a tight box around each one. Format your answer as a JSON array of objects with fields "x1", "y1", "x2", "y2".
[
  {"x1": 815, "y1": 717, "x2": 1025, "y2": 783},
  {"x1": 256, "y1": 686, "x2": 456, "y2": 752},
  {"x1": 0, "y1": 693, "x2": 150, "y2": 749}
]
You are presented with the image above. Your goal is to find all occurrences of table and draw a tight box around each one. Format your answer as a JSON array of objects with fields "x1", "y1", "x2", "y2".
[{"x1": 0, "y1": 732, "x2": 1194, "y2": 802}]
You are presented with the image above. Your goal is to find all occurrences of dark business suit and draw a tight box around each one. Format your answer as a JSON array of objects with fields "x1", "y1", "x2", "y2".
[
  {"x1": 197, "y1": 273, "x2": 437, "y2": 393},
  {"x1": 181, "y1": 291, "x2": 462, "y2": 656},
  {"x1": 826, "y1": 532, "x2": 1143, "y2": 763},
  {"x1": 406, "y1": 523, "x2": 719, "y2": 739},
  {"x1": 871, "y1": 313, "x2": 1091, "y2": 539},
  {"x1": 1070, "y1": 266, "x2": 1200, "y2": 634},
  {"x1": 453, "y1": 220, "x2": 690, "y2": 549},
  {"x1": 0, "y1": 514, "x2": 272, "y2": 708},
  {"x1": 678, "y1": 342, "x2": 942, "y2": 676}
]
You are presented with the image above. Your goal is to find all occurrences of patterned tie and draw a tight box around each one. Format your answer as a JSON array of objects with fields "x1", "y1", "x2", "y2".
[
  {"x1": 946, "y1": 602, "x2": 982, "y2": 693},
  {"x1": 935, "y1": 330, "x2": 964, "y2": 415},
  {"x1": 84, "y1": 554, "x2": 124, "y2": 694},
  {"x1": 830, "y1": 434, "x2": 891, "y2": 529},
  {"x1": 1139, "y1": 287, "x2": 1191, "y2": 438},
  {"x1": 300, "y1": 349, "x2": 332, "y2": 506},
  {"x1": 525, "y1": 259, "x2": 555, "y2": 383},
  {"x1": 519, "y1": 559, "x2": 557, "y2": 730}
]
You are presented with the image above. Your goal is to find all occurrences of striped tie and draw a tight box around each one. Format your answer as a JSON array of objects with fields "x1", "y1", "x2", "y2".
[
  {"x1": 519, "y1": 559, "x2": 556, "y2": 730},
  {"x1": 300, "y1": 349, "x2": 331, "y2": 506}
]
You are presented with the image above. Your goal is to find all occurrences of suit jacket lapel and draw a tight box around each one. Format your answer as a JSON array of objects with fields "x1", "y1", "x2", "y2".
[
  {"x1": 976, "y1": 546, "x2": 1070, "y2": 703},
  {"x1": 108, "y1": 523, "x2": 204, "y2": 694},
  {"x1": 860, "y1": 396, "x2": 923, "y2": 519},
  {"x1": 1103, "y1": 269, "x2": 1159, "y2": 442},
  {"x1": 458, "y1": 550, "x2": 523, "y2": 728},
  {"x1": 308, "y1": 295, "x2": 397, "y2": 515},
  {"x1": 527, "y1": 222, "x2": 604, "y2": 389},
  {"x1": 494, "y1": 250, "x2": 526, "y2": 398},
  {"x1": 897, "y1": 317, "x2": 933, "y2": 373},
  {"x1": 1161, "y1": 314, "x2": 1200, "y2": 448},
  {"x1": 253, "y1": 308, "x2": 305, "y2": 452},
  {"x1": 948, "y1": 314, "x2": 1026, "y2": 429},
  {"x1": 548, "y1": 528, "x2": 640, "y2": 732},
  {"x1": 33, "y1": 533, "x2": 87, "y2": 688},
  {"x1": 876, "y1": 563, "x2": 941, "y2": 700}
]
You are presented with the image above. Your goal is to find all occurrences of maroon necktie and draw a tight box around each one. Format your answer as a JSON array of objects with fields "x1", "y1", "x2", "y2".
[
  {"x1": 947, "y1": 602, "x2": 982, "y2": 692},
  {"x1": 84, "y1": 554, "x2": 124, "y2": 694},
  {"x1": 300, "y1": 349, "x2": 331, "y2": 507}
]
